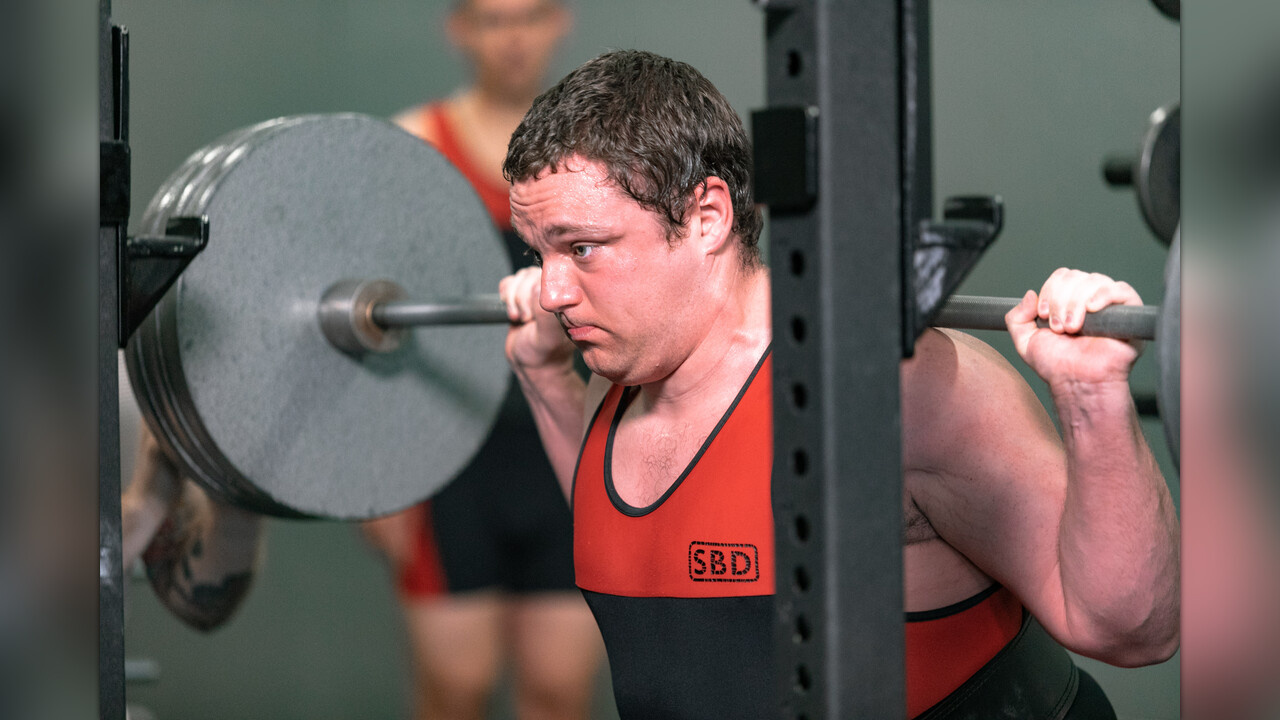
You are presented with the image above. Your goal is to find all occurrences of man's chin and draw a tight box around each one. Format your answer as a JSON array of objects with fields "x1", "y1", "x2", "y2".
[{"x1": 579, "y1": 349, "x2": 619, "y2": 381}]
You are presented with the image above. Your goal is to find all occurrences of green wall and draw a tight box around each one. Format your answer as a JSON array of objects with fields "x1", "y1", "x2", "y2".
[{"x1": 116, "y1": 2, "x2": 1179, "y2": 719}]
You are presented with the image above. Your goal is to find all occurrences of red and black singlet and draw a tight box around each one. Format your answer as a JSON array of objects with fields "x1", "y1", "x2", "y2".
[
  {"x1": 574, "y1": 351, "x2": 776, "y2": 719},
  {"x1": 573, "y1": 348, "x2": 1033, "y2": 719},
  {"x1": 906, "y1": 584, "x2": 1024, "y2": 717}
]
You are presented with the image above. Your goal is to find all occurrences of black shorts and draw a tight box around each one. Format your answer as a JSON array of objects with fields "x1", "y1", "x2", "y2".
[{"x1": 399, "y1": 378, "x2": 576, "y2": 596}]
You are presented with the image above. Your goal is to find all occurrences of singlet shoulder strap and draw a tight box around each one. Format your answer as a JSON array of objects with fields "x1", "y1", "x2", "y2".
[{"x1": 421, "y1": 102, "x2": 512, "y2": 230}]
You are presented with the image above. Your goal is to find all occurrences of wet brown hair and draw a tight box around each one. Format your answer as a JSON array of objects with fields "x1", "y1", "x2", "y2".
[{"x1": 503, "y1": 50, "x2": 763, "y2": 266}]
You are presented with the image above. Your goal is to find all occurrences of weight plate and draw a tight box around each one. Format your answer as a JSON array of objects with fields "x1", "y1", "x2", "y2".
[
  {"x1": 126, "y1": 114, "x2": 511, "y2": 519},
  {"x1": 1157, "y1": 229, "x2": 1180, "y2": 468},
  {"x1": 1150, "y1": 0, "x2": 1179, "y2": 21},
  {"x1": 128, "y1": 124, "x2": 278, "y2": 506},
  {"x1": 1136, "y1": 103, "x2": 1180, "y2": 247}
]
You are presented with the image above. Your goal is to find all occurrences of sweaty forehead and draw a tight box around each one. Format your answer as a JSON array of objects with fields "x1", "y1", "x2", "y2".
[{"x1": 509, "y1": 161, "x2": 636, "y2": 235}]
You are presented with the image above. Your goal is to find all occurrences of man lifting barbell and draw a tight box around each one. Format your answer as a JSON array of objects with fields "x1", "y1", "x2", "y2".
[{"x1": 497, "y1": 50, "x2": 1179, "y2": 719}]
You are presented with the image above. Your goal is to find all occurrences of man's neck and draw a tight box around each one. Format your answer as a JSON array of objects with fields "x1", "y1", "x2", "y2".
[{"x1": 638, "y1": 266, "x2": 772, "y2": 413}]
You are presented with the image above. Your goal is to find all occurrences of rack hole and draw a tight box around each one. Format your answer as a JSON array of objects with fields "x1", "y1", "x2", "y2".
[
  {"x1": 790, "y1": 249, "x2": 805, "y2": 277},
  {"x1": 790, "y1": 316, "x2": 806, "y2": 343},
  {"x1": 791, "y1": 448, "x2": 809, "y2": 475},
  {"x1": 787, "y1": 50, "x2": 803, "y2": 77},
  {"x1": 794, "y1": 614, "x2": 812, "y2": 643},
  {"x1": 791, "y1": 382, "x2": 808, "y2": 410},
  {"x1": 794, "y1": 663, "x2": 812, "y2": 692},
  {"x1": 794, "y1": 565, "x2": 811, "y2": 593},
  {"x1": 794, "y1": 514, "x2": 811, "y2": 542}
]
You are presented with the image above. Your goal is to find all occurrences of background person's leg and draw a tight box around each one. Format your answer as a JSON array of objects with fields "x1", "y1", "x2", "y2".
[
  {"x1": 404, "y1": 592, "x2": 504, "y2": 720},
  {"x1": 508, "y1": 593, "x2": 605, "y2": 720}
]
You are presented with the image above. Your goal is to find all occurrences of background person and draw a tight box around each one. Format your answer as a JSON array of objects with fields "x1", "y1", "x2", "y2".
[{"x1": 362, "y1": 2, "x2": 605, "y2": 719}]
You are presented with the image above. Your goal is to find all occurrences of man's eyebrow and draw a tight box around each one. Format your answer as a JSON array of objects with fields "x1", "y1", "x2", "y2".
[{"x1": 543, "y1": 222, "x2": 609, "y2": 239}]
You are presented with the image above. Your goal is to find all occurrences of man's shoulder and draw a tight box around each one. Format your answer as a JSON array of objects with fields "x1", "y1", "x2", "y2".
[
  {"x1": 903, "y1": 328, "x2": 1020, "y2": 393},
  {"x1": 901, "y1": 328, "x2": 1032, "y2": 461}
]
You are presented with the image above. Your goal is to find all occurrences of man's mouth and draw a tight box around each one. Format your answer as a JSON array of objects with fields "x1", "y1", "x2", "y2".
[{"x1": 560, "y1": 317, "x2": 595, "y2": 343}]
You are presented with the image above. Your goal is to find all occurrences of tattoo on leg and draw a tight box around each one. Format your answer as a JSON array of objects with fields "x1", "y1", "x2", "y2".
[{"x1": 141, "y1": 507, "x2": 256, "y2": 632}]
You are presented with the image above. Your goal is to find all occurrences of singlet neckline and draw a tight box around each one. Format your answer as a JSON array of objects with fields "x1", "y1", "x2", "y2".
[
  {"x1": 600, "y1": 347, "x2": 772, "y2": 518},
  {"x1": 905, "y1": 583, "x2": 1003, "y2": 622}
]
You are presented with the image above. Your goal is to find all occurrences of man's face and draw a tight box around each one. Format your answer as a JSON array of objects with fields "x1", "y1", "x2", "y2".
[
  {"x1": 451, "y1": 0, "x2": 569, "y2": 99},
  {"x1": 510, "y1": 159, "x2": 711, "y2": 386}
]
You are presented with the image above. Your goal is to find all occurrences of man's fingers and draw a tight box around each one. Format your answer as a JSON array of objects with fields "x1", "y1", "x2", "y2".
[
  {"x1": 1037, "y1": 268, "x2": 1144, "y2": 335},
  {"x1": 1006, "y1": 289, "x2": 1038, "y2": 358},
  {"x1": 1060, "y1": 273, "x2": 1091, "y2": 334},
  {"x1": 1085, "y1": 279, "x2": 1142, "y2": 314},
  {"x1": 499, "y1": 275, "x2": 518, "y2": 321},
  {"x1": 499, "y1": 267, "x2": 543, "y2": 324},
  {"x1": 1037, "y1": 267, "x2": 1070, "y2": 320}
]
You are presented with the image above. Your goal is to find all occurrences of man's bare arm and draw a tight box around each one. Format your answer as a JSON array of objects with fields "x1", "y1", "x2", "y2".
[
  {"x1": 1013, "y1": 272, "x2": 1179, "y2": 665},
  {"x1": 906, "y1": 273, "x2": 1178, "y2": 667},
  {"x1": 511, "y1": 359, "x2": 591, "y2": 498},
  {"x1": 501, "y1": 266, "x2": 593, "y2": 499}
]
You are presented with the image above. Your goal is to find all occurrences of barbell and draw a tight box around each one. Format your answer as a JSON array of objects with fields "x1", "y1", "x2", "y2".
[
  {"x1": 316, "y1": 281, "x2": 1162, "y2": 357},
  {"x1": 125, "y1": 114, "x2": 1180, "y2": 520}
]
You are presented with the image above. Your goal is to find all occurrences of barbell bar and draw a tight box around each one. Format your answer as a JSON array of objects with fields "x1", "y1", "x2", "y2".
[
  {"x1": 318, "y1": 278, "x2": 1161, "y2": 357},
  {"x1": 932, "y1": 295, "x2": 1158, "y2": 339}
]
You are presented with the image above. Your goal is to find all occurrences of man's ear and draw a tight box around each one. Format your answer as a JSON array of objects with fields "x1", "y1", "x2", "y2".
[{"x1": 692, "y1": 177, "x2": 734, "y2": 256}]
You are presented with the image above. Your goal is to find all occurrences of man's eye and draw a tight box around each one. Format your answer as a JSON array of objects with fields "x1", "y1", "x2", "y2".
[
  {"x1": 524, "y1": 248, "x2": 543, "y2": 266},
  {"x1": 572, "y1": 245, "x2": 596, "y2": 259}
]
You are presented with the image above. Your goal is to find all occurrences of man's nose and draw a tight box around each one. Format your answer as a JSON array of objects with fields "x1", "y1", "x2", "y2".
[{"x1": 539, "y1": 260, "x2": 581, "y2": 312}]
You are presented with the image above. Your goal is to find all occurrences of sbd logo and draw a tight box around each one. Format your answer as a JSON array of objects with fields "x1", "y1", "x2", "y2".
[{"x1": 689, "y1": 542, "x2": 759, "y2": 582}]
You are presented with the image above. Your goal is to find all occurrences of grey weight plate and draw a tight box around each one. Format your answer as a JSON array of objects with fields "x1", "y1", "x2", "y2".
[
  {"x1": 128, "y1": 122, "x2": 309, "y2": 509},
  {"x1": 140, "y1": 122, "x2": 272, "y2": 228},
  {"x1": 1136, "y1": 103, "x2": 1180, "y2": 247},
  {"x1": 128, "y1": 125, "x2": 274, "y2": 504},
  {"x1": 158, "y1": 117, "x2": 365, "y2": 509},
  {"x1": 1157, "y1": 229, "x2": 1180, "y2": 469},
  {"x1": 128, "y1": 121, "x2": 315, "y2": 505},
  {"x1": 127, "y1": 114, "x2": 511, "y2": 519}
]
